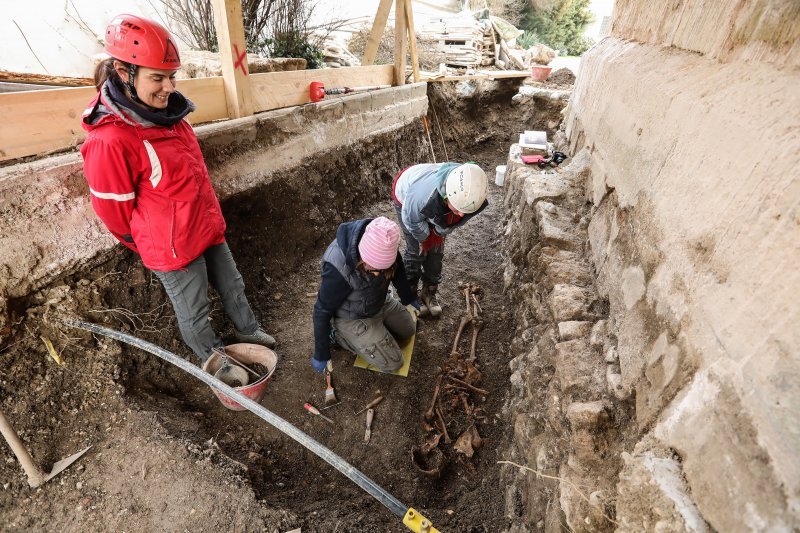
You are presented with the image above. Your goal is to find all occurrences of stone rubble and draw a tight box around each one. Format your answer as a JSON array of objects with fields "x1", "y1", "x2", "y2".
[{"x1": 500, "y1": 146, "x2": 624, "y2": 531}]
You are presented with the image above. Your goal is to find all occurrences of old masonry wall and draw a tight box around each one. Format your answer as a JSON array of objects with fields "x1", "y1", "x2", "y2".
[
  {"x1": 0, "y1": 83, "x2": 429, "y2": 342},
  {"x1": 501, "y1": 0, "x2": 800, "y2": 531}
]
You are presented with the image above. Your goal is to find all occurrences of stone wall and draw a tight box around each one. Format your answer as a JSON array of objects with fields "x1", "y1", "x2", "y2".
[
  {"x1": 561, "y1": 0, "x2": 799, "y2": 531},
  {"x1": 0, "y1": 83, "x2": 428, "y2": 341},
  {"x1": 501, "y1": 147, "x2": 626, "y2": 532}
]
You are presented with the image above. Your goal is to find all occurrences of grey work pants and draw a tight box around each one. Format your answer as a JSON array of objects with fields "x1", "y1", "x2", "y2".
[
  {"x1": 332, "y1": 297, "x2": 416, "y2": 372},
  {"x1": 153, "y1": 242, "x2": 259, "y2": 363},
  {"x1": 394, "y1": 203, "x2": 444, "y2": 290}
]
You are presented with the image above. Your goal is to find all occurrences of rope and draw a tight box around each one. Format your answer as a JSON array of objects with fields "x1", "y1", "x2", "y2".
[{"x1": 429, "y1": 101, "x2": 449, "y2": 162}]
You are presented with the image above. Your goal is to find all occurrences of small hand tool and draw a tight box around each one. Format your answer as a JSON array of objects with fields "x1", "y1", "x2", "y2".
[
  {"x1": 324, "y1": 370, "x2": 338, "y2": 406},
  {"x1": 309, "y1": 82, "x2": 391, "y2": 103},
  {"x1": 364, "y1": 408, "x2": 374, "y2": 444},
  {"x1": 319, "y1": 401, "x2": 344, "y2": 411},
  {"x1": 304, "y1": 402, "x2": 334, "y2": 424},
  {"x1": 355, "y1": 395, "x2": 384, "y2": 416},
  {"x1": 0, "y1": 409, "x2": 91, "y2": 488}
]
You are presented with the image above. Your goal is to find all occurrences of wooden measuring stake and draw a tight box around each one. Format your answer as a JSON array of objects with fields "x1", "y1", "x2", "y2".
[
  {"x1": 393, "y1": 0, "x2": 408, "y2": 85},
  {"x1": 362, "y1": 0, "x2": 393, "y2": 66},
  {"x1": 211, "y1": 0, "x2": 253, "y2": 118},
  {"x1": 404, "y1": 0, "x2": 420, "y2": 83}
]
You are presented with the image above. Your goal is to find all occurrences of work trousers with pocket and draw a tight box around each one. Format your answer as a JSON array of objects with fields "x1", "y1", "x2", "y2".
[
  {"x1": 332, "y1": 297, "x2": 416, "y2": 372},
  {"x1": 152, "y1": 242, "x2": 259, "y2": 363},
  {"x1": 393, "y1": 203, "x2": 444, "y2": 291}
]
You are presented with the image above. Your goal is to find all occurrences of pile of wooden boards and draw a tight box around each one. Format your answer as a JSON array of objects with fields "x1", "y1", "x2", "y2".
[
  {"x1": 420, "y1": 14, "x2": 495, "y2": 68},
  {"x1": 321, "y1": 38, "x2": 362, "y2": 68}
]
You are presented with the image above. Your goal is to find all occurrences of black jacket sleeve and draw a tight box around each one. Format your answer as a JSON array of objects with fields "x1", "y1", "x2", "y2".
[
  {"x1": 312, "y1": 262, "x2": 352, "y2": 362},
  {"x1": 391, "y1": 252, "x2": 416, "y2": 305}
]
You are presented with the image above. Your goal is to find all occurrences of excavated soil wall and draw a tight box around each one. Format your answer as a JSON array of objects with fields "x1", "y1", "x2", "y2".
[
  {"x1": 502, "y1": 0, "x2": 799, "y2": 531},
  {"x1": 0, "y1": 83, "x2": 428, "y2": 343},
  {"x1": 426, "y1": 79, "x2": 569, "y2": 157}
]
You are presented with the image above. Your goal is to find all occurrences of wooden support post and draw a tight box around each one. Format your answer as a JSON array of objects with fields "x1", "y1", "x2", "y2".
[
  {"x1": 404, "y1": 0, "x2": 420, "y2": 83},
  {"x1": 362, "y1": 0, "x2": 393, "y2": 66},
  {"x1": 394, "y1": 0, "x2": 408, "y2": 85},
  {"x1": 212, "y1": 0, "x2": 253, "y2": 118}
]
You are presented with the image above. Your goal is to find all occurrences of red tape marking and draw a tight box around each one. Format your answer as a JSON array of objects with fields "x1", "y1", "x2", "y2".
[{"x1": 234, "y1": 44, "x2": 247, "y2": 76}]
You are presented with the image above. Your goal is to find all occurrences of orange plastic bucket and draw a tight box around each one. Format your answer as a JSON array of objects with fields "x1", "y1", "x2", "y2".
[
  {"x1": 202, "y1": 343, "x2": 278, "y2": 411},
  {"x1": 531, "y1": 65, "x2": 552, "y2": 82}
]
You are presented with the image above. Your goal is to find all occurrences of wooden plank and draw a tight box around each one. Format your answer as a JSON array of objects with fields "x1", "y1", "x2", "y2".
[
  {"x1": 0, "y1": 71, "x2": 93, "y2": 87},
  {"x1": 394, "y1": 0, "x2": 408, "y2": 85},
  {"x1": 420, "y1": 70, "x2": 531, "y2": 82},
  {"x1": 362, "y1": 0, "x2": 394, "y2": 66},
  {"x1": 211, "y1": 0, "x2": 253, "y2": 118},
  {"x1": 0, "y1": 85, "x2": 95, "y2": 161},
  {"x1": 0, "y1": 77, "x2": 228, "y2": 162},
  {"x1": 404, "y1": 0, "x2": 420, "y2": 83},
  {"x1": 0, "y1": 64, "x2": 397, "y2": 162},
  {"x1": 250, "y1": 65, "x2": 394, "y2": 112},
  {"x1": 180, "y1": 77, "x2": 229, "y2": 124}
]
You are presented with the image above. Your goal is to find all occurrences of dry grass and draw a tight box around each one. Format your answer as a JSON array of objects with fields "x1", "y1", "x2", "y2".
[{"x1": 348, "y1": 25, "x2": 445, "y2": 71}]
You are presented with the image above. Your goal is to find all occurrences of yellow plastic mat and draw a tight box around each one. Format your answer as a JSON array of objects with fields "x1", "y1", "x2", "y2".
[{"x1": 353, "y1": 305, "x2": 417, "y2": 377}]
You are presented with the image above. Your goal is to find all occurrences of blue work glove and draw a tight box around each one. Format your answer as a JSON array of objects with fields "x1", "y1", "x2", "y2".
[
  {"x1": 311, "y1": 357, "x2": 328, "y2": 374},
  {"x1": 409, "y1": 299, "x2": 421, "y2": 311}
]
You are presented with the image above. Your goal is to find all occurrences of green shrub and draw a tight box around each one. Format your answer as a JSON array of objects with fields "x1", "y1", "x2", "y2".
[
  {"x1": 263, "y1": 31, "x2": 323, "y2": 69},
  {"x1": 517, "y1": 30, "x2": 541, "y2": 49},
  {"x1": 568, "y1": 35, "x2": 595, "y2": 56},
  {"x1": 522, "y1": 0, "x2": 593, "y2": 56}
]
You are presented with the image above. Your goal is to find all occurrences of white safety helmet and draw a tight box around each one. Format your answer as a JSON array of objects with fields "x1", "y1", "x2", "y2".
[{"x1": 445, "y1": 163, "x2": 487, "y2": 214}]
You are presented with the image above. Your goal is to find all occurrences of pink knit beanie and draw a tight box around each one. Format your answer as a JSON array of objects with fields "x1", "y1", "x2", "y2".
[{"x1": 358, "y1": 217, "x2": 400, "y2": 270}]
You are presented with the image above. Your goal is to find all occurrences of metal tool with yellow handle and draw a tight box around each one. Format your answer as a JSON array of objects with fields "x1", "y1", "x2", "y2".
[{"x1": 404, "y1": 508, "x2": 441, "y2": 533}]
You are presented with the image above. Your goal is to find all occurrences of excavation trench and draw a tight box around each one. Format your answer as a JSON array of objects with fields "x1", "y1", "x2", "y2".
[{"x1": 0, "y1": 80, "x2": 570, "y2": 531}]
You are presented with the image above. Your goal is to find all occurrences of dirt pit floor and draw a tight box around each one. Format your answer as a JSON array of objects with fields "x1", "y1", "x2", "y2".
[{"x1": 0, "y1": 80, "x2": 570, "y2": 532}]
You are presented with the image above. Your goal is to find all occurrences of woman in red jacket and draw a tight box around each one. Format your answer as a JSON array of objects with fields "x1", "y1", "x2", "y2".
[{"x1": 81, "y1": 14, "x2": 275, "y2": 364}]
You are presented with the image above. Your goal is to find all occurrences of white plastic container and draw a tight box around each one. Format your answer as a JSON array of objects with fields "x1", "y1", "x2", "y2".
[{"x1": 495, "y1": 165, "x2": 507, "y2": 186}]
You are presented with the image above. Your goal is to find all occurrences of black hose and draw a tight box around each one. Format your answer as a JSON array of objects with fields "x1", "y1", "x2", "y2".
[{"x1": 60, "y1": 318, "x2": 409, "y2": 519}]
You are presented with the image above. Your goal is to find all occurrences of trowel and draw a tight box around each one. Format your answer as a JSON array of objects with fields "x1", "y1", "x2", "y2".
[{"x1": 0, "y1": 408, "x2": 91, "y2": 488}]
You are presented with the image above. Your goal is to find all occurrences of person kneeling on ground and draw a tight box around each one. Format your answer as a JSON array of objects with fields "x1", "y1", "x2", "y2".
[
  {"x1": 392, "y1": 162, "x2": 489, "y2": 317},
  {"x1": 311, "y1": 217, "x2": 420, "y2": 373},
  {"x1": 80, "y1": 14, "x2": 276, "y2": 365}
]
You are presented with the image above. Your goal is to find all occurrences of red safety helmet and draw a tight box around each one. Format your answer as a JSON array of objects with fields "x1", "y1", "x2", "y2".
[{"x1": 104, "y1": 14, "x2": 181, "y2": 69}]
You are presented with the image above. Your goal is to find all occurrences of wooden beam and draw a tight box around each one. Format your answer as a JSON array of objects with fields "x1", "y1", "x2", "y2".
[
  {"x1": 181, "y1": 77, "x2": 230, "y2": 123},
  {"x1": 0, "y1": 86, "x2": 94, "y2": 162},
  {"x1": 0, "y1": 77, "x2": 228, "y2": 162},
  {"x1": 250, "y1": 65, "x2": 394, "y2": 111},
  {"x1": 0, "y1": 65, "x2": 401, "y2": 162},
  {"x1": 0, "y1": 71, "x2": 92, "y2": 87},
  {"x1": 362, "y1": 0, "x2": 394, "y2": 66},
  {"x1": 211, "y1": 0, "x2": 253, "y2": 118},
  {"x1": 404, "y1": 0, "x2": 420, "y2": 83},
  {"x1": 393, "y1": 0, "x2": 408, "y2": 85}
]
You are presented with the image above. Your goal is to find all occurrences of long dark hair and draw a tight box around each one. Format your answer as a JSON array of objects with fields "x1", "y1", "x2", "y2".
[
  {"x1": 93, "y1": 58, "x2": 118, "y2": 91},
  {"x1": 357, "y1": 260, "x2": 395, "y2": 280}
]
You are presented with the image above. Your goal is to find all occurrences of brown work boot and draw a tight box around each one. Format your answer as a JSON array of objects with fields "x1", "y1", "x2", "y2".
[{"x1": 420, "y1": 284, "x2": 442, "y2": 318}]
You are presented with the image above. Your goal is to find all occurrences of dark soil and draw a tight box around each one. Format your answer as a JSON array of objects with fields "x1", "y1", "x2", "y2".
[
  {"x1": 0, "y1": 81, "x2": 566, "y2": 532},
  {"x1": 544, "y1": 68, "x2": 576, "y2": 88}
]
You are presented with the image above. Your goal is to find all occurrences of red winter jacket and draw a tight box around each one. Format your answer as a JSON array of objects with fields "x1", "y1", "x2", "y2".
[{"x1": 80, "y1": 89, "x2": 226, "y2": 271}]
